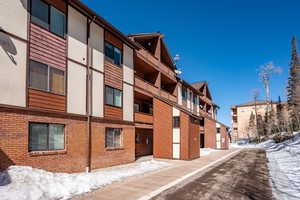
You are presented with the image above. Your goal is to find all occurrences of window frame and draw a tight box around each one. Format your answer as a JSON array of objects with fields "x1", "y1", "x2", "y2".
[
  {"x1": 29, "y1": 60, "x2": 66, "y2": 96},
  {"x1": 105, "y1": 86, "x2": 123, "y2": 108},
  {"x1": 105, "y1": 128, "x2": 123, "y2": 148},
  {"x1": 173, "y1": 116, "x2": 180, "y2": 128},
  {"x1": 104, "y1": 41, "x2": 123, "y2": 66},
  {"x1": 30, "y1": 0, "x2": 66, "y2": 38},
  {"x1": 182, "y1": 87, "x2": 187, "y2": 100},
  {"x1": 28, "y1": 122, "x2": 65, "y2": 152}
]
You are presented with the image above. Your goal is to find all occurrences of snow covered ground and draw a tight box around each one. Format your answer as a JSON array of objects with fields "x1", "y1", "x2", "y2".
[
  {"x1": 265, "y1": 133, "x2": 300, "y2": 200},
  {"x1": 231, "y1": 133, "x2": 300, "y2": 200},
  {"x1": 0, "y1": 160, "x2": 171, "y2": 200},
  {"x1": 200, "y1": 148, "x2": 221, "y2": 156}
]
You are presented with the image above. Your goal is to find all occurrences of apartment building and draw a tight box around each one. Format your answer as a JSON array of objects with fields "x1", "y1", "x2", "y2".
[
  {"x1": 231, "y1": 101, "x2": 288, "y2": 141},
  {"x1": 0, "y1": 0, "x2": 228, "y2": 172}
]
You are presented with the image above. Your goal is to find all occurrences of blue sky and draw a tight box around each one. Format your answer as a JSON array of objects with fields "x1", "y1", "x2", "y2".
[{"x1": 82, "y1": 0, "x2": 300, "y2": 126}]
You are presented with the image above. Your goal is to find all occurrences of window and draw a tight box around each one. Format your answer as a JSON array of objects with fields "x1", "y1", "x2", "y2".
[
  {"x1": 105, "y1": 86, "x2": 122, "y2": 107},
  {"x1": 200, "y1": 118, "x2": 205, "y2": 126},
  {"x1": 31, "y1": 0, "x2": 49, "y2": 29},
  {"x1": 193, "y1": 95, "x2": 198, "y2": 104},
  {"x1": 134, "y1": 103, "x2": 140, "y2": 112},
  {"x1": 31, "y1": 0, "x2": 66, "y2": 37},
  {"x1": 173, "y1": 116, "x2": 180, "y2": 128},
  {"x1": 105, "y1": 128, "x2": 122, "y2": 148},
  {"x1": 105, "y1": 41, "x2": 122, "y2": 66},
  {"x1": 29, "y1": 60, "x2": 65, "y2": 95},
  {"x1": 29, "y1": 123, "x2": 65, "y2": 151},
  {"x1": 217, "y1": 128, "x2": 221, "y2": 133},
  {"x1": 182, "y1": 87, "x2": 187, "y2": 100}
]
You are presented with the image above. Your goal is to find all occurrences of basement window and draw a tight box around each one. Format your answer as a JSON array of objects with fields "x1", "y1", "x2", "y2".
[
  {"x1": 105, "y1": 128, "x2": 123, "y2": 148},
  {"x1": 29, "y1": 123, "x2": 65, "y2": 152}
]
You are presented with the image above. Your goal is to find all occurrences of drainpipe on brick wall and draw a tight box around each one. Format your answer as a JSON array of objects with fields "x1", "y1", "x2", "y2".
[{"x1": 86, "y1": 16, "x2": 96, "y2": 173}]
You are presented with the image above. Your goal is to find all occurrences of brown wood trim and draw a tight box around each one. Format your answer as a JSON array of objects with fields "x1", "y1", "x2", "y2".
[
  {"x1": 0, "y1": 29, "x2": 28, "y2": 43},
  {"x1": 0, "y1": 104, "x2": 86, "y2": 121},
  {"x1": 67, "y1": 57, "x2": 88, "y2": 68},
  {"x1": 91, "y1": 116, "x2": 135, "y2": 126},
  {"x1": 90, "y1": 67, "x2": 104, "y2": 74}
]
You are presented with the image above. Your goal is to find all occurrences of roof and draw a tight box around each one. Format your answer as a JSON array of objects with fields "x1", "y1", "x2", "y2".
[
  {"x1": 191, "y1": 81, "x2": 207, "y2": 90},
  {"x1": 233, "y1": 100, "x2": 286, "y2": 107},
  {"x1": 128, "y1": 32, "x2": 175, "y2": 69},
  {"x1": 68, "y1": 0, "x2": 140, "y2": 50}
]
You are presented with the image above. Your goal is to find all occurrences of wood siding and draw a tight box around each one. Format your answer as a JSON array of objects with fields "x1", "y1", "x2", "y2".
[
  {"x1": 104, "y1": 105, "x2": 123, "y2": 120},
  {"x1": 104, "y1": 61, "x2": 123, "y2": 90},
  {"x1": 105, "y1": 31, "x2": 123, "y2": 50},
  {"x1": 134, "y1": 112, "x2": 153, "y2": 124},
  {"x1": 29, "y1": 23, "x2": 66, "y2": 71},
  {"x1": 28, "y1": 89, "x2": 66, "y2": 112}
]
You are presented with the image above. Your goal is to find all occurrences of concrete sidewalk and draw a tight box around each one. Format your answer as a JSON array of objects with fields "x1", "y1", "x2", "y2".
[{"x1": 73, "y1": 148, "x2": 241, "y2": 200}]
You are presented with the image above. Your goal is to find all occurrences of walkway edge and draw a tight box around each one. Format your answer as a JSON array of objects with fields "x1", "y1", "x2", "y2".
[{"x1": 137, "y1": 149, "x2": 242, "y2": 200}]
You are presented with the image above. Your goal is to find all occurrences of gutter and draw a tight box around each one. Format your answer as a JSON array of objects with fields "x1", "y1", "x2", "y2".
[{"x1": 86, "y1": 16, "x2": 96, "y2": 173}]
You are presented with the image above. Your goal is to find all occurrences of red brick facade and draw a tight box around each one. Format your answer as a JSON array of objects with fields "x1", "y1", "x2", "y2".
[
  {"x1": 0, "y1": 110, "x2": 87, "y2": 172},
  {"x1": 0, "y1": 109, "x2": 135, "y2": 172},
  {"x1": 204, "y1": 117, "x2": 216, "y2": 149},
  {"x1": 220, "y1": 124, "x2": 229, "y2": 150},
  {"x1": 153, "y1": 98, "x2": 173, "y2": 159}
]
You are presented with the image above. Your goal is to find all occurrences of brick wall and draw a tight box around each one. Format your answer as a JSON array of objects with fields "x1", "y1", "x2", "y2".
[
  {"x1": 90, "y1": 122, "x2": 135, "y2": 169},
  {"x1": 204, "y1": 117, "x2": 216, "y2": 149},
  {"x1": 153, "y1": 98, "x2": 172, "y2": 158},
  {"x1": 189, "y1": 118, "x2": 200, "y2": 159},
  {"x1": 220, "y1": 125, "x2": 229, "y2": 149},
  {"x1": 0, "y1": 110, "x2": 87, "y2": 172},
  {"x1": 180, "y1": 112, "x2": 189, "y2": 160},
  {"x1": 0, "y1": 110, "x2": 135, "y2": 172}
]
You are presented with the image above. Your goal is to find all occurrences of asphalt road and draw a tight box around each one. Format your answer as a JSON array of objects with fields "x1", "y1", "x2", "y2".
[{"x1": 152, "y1": 149, "x2": 274, "y2": 200}]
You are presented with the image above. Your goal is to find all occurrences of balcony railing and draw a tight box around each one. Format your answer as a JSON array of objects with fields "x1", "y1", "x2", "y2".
[
  {"x1": 160, "y1": 89, "x2": 177, "y2": 102},
  {"x1": 134, "y1": 112, "x2": 153, "y2": 124},
  {"x1": 135, "y1": 76, "x2": 159, "y2": 95}
]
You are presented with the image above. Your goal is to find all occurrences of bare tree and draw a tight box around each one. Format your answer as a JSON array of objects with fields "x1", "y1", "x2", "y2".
[
  {"x1": 258, "y1": 62, "x2": 282, "y2": 136},
  {"x1": 251, "y1": 89, "x2": 261, "y2": 141}
]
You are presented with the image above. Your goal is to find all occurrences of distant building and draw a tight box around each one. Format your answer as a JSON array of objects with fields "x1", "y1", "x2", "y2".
[{"x1": 231, "y1": 101, "x2": 288, "y2": 141}]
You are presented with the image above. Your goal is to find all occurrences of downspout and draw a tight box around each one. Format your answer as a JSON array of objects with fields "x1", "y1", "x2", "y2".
[{"x1": 86, "y1": 16, "x2": 96, "y2": 173}]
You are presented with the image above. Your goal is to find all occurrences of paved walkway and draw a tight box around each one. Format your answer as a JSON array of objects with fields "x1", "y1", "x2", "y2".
[{"x1": 73, "y1": 148, "x2": 241, "y2": 200}]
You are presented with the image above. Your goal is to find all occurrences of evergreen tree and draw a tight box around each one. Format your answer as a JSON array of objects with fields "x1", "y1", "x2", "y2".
[
  {"x1": 276, "y1": 96, "x2": 285, "y2": 132},
  {"x1": 287, "y1": 36, "x2": 300, "y2": 131},
  {"x1": 248, "y1": 112, "x2": 256, "y2": 137}
]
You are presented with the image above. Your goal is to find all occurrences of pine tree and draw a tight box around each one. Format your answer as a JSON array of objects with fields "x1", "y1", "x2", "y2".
[
  {"x1": 276, "y1": 96, "x2": 285, "y2": 132},
  {"x1": 248, "y1": 112, "x2": 256, "y2": 137},
  {"x1": 287, "y1": 36, "x2": 300, "y2": 132}
]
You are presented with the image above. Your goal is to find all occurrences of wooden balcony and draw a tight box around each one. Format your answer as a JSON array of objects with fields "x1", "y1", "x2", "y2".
[
  {"x1": 160, "y1": 89, "x2": 177, "y2": 103},
  {"x1": 134, "y1": 112, "x2": 153, "y2": 124},
  {"x1": 135, "y1": 76, "x2": 159, "y2": 96},
  {"x1": 136, "y1": 50, "x2": 176, "y2": 82}
]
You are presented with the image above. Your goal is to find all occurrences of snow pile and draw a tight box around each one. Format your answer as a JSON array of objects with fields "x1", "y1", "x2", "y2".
[
  {"x1": 200, "y1": 148, "x2": 221, "y2": 156},
  {"x1": 230, "y1": 138, "x2": 273, "y2": 149},
  {"x1": 265, "y1": 132, "x2": 300, "y2": 200},
  {"x1": 0, "y1": 160, "x2": 171, "y2": 200}
]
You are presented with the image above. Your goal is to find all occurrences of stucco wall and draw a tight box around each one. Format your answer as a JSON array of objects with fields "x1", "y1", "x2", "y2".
[
  {"x1": 0, "y1": 33, "x2": 26, "y2": 107},
  {"x1": 123, "y1": 83, "x2": 133, "y2": 121},
  {"x1": 67, "y1": 60, "x2": 87, "y2": 115},
  {"x1": 90, "y1": 22, "x2": 104, "y2": 72},
  {"x1": 0, "y1": 0, "x2": 28, "y2": 40},
  {"x1": 68, "y1": 6, "x2": 87, "y2": 65},
  {"x1": 123, "y1": 44, "x2": 134, "y2": 85},
  {"x1": 92, "y1": 71, "x2": 104, "y2": 117}
]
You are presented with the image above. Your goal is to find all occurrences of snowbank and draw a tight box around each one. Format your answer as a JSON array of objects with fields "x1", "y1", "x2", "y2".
[
  {"x1": 265, "y1": 133, "x2": 300, "y2": 200},
  {"x1": 200, "y1": 148, "x2": 221, "y2": 156},
  {"x1": 0, "y1": 160, "x2": 171, "y2": 200}
]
